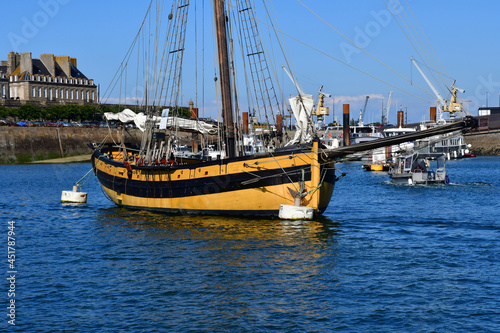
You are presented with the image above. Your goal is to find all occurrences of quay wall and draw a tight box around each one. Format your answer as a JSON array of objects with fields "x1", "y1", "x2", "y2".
[
  {"x1": 0, "y1": 127, "x2": 499, "y2": 164},
  {"x1": 0, "y1": 127, "x2": 142, "y2": 164},
  {"x1": 465, "y1": 130, "x2": 500, "y2": 156}
]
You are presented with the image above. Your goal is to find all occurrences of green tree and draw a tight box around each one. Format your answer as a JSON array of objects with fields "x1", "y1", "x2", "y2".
[
  {"x1": 19, "y1": 104, "x2": 42, "y2": 120},
  {"x1": 45, "y1": 105, "x2": 64, "y2": 121},
  {"x1": 80, "y1": 105, "x2": 98, "y2": 121},
  {"x1": 66, "y1": 104, "x2": 80, "y2": 121},
  {"x1": 171, "y1": 107, "x2": 191, "y2": 118},
  {"x1": 0, "y1": 106, "x2": 8, "y2": 119}
]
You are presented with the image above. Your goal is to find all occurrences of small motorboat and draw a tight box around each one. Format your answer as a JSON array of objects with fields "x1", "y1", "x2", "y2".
[{"x1": 389, "y1": 152, "x2": 449, "y2": 185}]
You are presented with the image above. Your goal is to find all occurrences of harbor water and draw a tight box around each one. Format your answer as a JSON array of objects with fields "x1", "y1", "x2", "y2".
[{"x1": 1, "y1": 157, "x2": 499, "y2": 332}]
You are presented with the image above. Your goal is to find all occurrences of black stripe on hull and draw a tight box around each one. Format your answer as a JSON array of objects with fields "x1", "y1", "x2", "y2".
[
  {"x1": 95, "y1": 164, "x2": 324, "y2": 199},
  {"x1": 93, "y1": 150, "x2": 337, "y2": 199}
]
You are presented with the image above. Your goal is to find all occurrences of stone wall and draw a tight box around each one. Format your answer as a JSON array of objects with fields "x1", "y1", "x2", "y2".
[
  {"x1": 1, "y1": 127, "x2": 498, "y2": 164},
  {"x1": 465, "y1": 131, "x2": 500, "y2": 156},
  {"x1": 0, "y1": 127, "x2": 142, "y2": 164}
]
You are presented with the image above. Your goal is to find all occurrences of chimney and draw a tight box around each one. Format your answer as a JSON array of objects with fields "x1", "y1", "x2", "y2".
[
  {"x1": 191, "y1": 108, "x2": 198, "y2": 119},
  {"x1": 20, "y1": 52, "x2": 33, "y2": 74},
  {"x1": 343, "y1": 104, "x2": 350, "y2": 146},
  {"x1": 55, "y1": 55, "x2": 71, "y2": 77},
  {"x1": 70, "y1": 57, "x2": 77, "y2": 68},
  {"x1": 430, "y1": 107, "x2": 437, "y2": 123},
  {"x1": 7, "y1": 51, "x2": 20, "y2": 75},
  {"x1": 242, "y1": 112, "x2": 249, "y2": 134},
  {"x1": 397, "y1": 110, "x2": 405, "y2": 127},
  {"x1": 276, "y1": 114, "x2": 283, "y2": 132},
  {"x1": 40, "y1": 54, "x2": 56, "y2": 76}
]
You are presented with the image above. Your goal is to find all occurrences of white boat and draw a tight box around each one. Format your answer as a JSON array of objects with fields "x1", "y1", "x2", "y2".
[
  {"x1": 389, "y1": 152, "x2": 449, "y2": 185},
  {"x1": 415, "y1": 121, "x2": 471, "y2": 159}
]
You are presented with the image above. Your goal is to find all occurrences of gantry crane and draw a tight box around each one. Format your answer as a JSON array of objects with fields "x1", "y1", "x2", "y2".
[
  {"x1": 409, "y1": 57, "x2": 466, "y2": 119},
  {"x1": 358, "y1": 95, "x2": 370, "y2": 126},
  {"x1": 382, "y1": 91, "x2": 392, "y2": 126}
]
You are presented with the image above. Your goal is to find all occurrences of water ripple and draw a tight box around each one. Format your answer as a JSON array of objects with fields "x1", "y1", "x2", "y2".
[{"x1": 0, "y1": 158, "x2": 499, "y2": 331}]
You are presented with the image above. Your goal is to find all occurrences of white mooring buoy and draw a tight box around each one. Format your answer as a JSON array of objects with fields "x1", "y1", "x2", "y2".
[
  {"x1": 279, "y1": 204, "x2": 314, "y2": 220},
  {"x1": 61, "y1": 185, "x2": 88, "y2": 204}
]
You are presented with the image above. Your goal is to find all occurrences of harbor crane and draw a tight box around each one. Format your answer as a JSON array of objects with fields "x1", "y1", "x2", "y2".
[
  {"x1": 312, "y1": 85, "x2": 331, "y2": 129},
  {"x1": 358, "y1": 95, "x2": 370, "y2": 126},
  {"x1": 382, "y1": 91, "x2": 392, "y2": 126},
  {"x1": 409, "y1": 57, "x2": 466, "y2": 119}
]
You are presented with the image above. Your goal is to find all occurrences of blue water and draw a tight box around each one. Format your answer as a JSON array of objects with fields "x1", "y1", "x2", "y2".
[{"x1": 0, "y1": 157, "x2": 499, "y2": 332}]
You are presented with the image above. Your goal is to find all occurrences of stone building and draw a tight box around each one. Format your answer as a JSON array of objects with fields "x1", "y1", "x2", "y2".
[{"x1": 0, "y1": 52, "x2": 97, "y2": 106}]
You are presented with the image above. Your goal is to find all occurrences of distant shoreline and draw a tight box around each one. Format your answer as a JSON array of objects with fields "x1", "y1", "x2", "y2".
[
  {"x1": 1, "y1": 127, "x2": 499, "y2": 164},
  {"x1": 29, "y1": 154, "x2": 92, "y2": 164},
  {"x1": 0, "y1": 127, "x2": 141, "y2": 164}
]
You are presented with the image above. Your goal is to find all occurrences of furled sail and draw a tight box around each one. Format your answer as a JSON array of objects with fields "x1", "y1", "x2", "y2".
[
  {"x1": 104, "y1": 109, "x2": 217, "y2": 134},
  {"x1": 285, "y1": 94, "x2": 314, "y2": 146}
]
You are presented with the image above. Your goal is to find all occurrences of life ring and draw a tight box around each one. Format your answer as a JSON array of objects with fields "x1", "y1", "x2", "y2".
[
  {"x1": 340, "y1": 133, "x2": 343, "y2": 137},
  {"x1": 327, "y1": 132, "x2": 332, "y2": 138}
]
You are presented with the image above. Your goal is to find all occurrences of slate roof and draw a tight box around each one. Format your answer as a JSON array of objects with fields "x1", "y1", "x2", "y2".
[
  {"x1": 32, "y1": 59, "x2": 51, "y2": 76},
  {"x1": 0, "y1": 55, "x2": 89, "y2": 79},
  {"x1": 70, "y1": 63, "x2": 88, "y2": 79}
]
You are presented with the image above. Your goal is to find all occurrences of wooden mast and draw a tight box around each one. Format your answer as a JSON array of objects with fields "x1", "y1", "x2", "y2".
[{"x1": 214, "y1": 0, "x2": 236, "y2": 158}]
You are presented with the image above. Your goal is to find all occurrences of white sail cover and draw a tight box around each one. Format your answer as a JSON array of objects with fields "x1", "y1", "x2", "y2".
[
  {"x1": 104, "y1": 109, "x2": 218, "y2": 135},
  {"x1": 285, "y1": 94, "x2": 314, "y2": 146}
]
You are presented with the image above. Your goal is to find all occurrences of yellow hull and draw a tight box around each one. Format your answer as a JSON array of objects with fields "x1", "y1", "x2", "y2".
[
  {"x1": 92, "y1": 142, "x2": 336, "y2": 217},
  {"x1": 370, "y1": 164, "x2": 384, "y2": 171}
]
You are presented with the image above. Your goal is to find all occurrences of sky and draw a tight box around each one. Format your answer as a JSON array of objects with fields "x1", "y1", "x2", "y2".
[{"x1": 2, "y1": 0, "x2": 500, "y2": 124}]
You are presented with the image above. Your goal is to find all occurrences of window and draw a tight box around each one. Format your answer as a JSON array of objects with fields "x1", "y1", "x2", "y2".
[
  {"x1": 70, "y1": 90, "x2": 73, "y2": 99},
  {"x1": 44, "y1": 87, "x2": 47, "y2": 98},
  {"x1": 32, "y1": 87, "x2": 36, "y2": 97},
  {"x1": 75, "y1": 90, "x2": 79, "y2": 100},
  {"x1": 65, "y1": 89, "x2": 68, "y2": 99},
  {"x1": 38, "y1": 87, "x2": 42, "y2": 97}
]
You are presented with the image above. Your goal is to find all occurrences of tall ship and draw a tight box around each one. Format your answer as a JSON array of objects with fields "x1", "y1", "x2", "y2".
[{"x1": 91, "y1": 0, "x2": 476, "y2": 218}]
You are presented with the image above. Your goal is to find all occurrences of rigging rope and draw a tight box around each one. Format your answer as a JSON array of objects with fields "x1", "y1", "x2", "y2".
[
  {"x1": 263, "y1": 20, "x2": 431, "y2": 104},
  {"x1": 402, "y1": 0, "x2": 451, "y2": 91},
  {"x1": 296, "y1": 0, "x2": 433, "y2": 101},
  {"x1": 385, "y1": 0, "x2": 448, "y2": 98}
]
